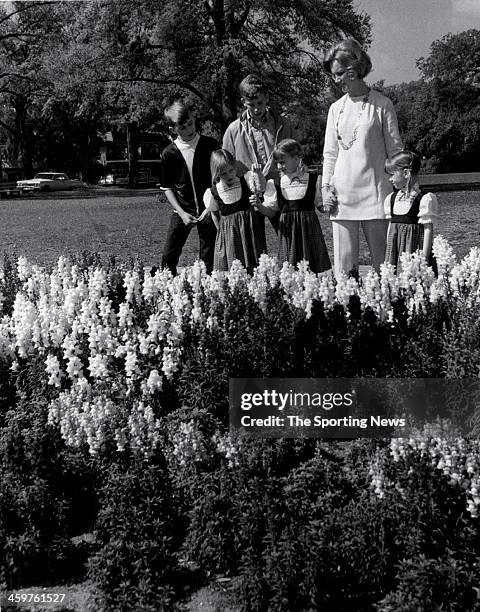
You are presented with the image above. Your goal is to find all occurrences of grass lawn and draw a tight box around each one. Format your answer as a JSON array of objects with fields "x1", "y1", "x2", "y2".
[{"x1": 0, "y1": 187, "x2": 477, "y2": 269}]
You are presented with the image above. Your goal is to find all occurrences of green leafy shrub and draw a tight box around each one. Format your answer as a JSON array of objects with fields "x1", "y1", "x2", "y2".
[
  {"x1": 236, "y1": 444, "x2": 399, "y2": 611},
  {"x1": 88, "y1": 454, "x2": 180, "y2": 611},
  {"x1": 377, "y1": 554, "x2": 480, "y2": 611},
  {"x1": 0, "y1": 390, "x2": 97, "y2": 588}
]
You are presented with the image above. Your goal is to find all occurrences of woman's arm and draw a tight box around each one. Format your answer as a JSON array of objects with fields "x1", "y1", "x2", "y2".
[
  {"x1": 381, "y1": 96, "x2": 403, "y2": 158},
  {"x1": 322, "y1": 104, "x2": 339, "y2": 184},
  {"x1": 322, "y1": 104, "x2": 339, "y2": 209}
]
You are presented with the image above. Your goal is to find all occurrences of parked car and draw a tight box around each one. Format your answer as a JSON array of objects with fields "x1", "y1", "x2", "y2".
[{"x1": 17, "y1": 173, "x2": 85, "y2": 192}]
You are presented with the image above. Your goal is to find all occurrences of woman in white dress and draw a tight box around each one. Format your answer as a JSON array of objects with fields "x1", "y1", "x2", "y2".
[{"x1": 322, "y1": 39, "x2": 403, "y2": 278}]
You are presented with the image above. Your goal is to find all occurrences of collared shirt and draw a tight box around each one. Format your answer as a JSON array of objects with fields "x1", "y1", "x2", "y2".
[
  {"x1": 173, "y1": 133, "x2": 201, "y2": 206},
  {"x1": 222, "y1": 110, "x2": 297, "y2": 182},
  {"x1": 383, "y1": 182, "x2": 439, "y2": 224},
  {"x1": 244, "y1": 109, "x2": 277, "y2": 168}
]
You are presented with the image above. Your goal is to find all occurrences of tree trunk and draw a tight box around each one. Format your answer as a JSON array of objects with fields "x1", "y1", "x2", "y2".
[
  {"x1": 221, "y1": 47, "x2": 240, "y2": 130},
  {"x1": 126, "y1": 122, "x2": 138, "y2": 188},
  {"x1": 15, "y1": 99, "x2": 33, "y2": 178}
]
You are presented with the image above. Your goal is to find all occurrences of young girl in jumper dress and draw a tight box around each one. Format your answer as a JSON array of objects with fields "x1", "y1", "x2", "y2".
[
  {"x1": 263, "y1": 139, "x2": 331, "y2": 273},
  {"x1": 384, "y1": 150, "x2": 438, "y2": 271},
  {"x1": 202, "y1": 149, "x2": 272, "y2": 274}
]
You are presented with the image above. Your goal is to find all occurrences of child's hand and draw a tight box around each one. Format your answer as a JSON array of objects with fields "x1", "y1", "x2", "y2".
[
  {"x1": 180, "y1": 212, "x2": 197, "y2": 226},
  {"x1": 251, "y1": 164, "x2": 266, "y2": 194},
  {"x1": 249, "y1": 194, "x2": 258, "y2": 208},
  {"x1": 196, "y1": 209, "x2": 210, "y2": 223}
]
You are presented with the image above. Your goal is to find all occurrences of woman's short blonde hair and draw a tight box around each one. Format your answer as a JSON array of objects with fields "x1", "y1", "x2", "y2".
[{"x1": 323, "y1": 38, "x2": 372, "y2": 79}]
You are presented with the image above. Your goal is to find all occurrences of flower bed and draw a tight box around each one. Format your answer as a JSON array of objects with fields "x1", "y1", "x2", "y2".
[{"x1": 0, "y1": 238, "x2": 480, "y2": 610}]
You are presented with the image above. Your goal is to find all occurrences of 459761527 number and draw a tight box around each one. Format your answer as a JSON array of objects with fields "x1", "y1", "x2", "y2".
[{"x1": 1, "y1": 592, "x2": 66, "y2": 608}]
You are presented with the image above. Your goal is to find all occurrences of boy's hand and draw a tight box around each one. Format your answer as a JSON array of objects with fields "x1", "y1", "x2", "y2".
[{"x1": 180, "y1": 211, "x2": 197, "y2": 226}]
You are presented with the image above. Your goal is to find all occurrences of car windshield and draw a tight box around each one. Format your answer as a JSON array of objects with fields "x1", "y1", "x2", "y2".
[{"x1": 34, "y1": 173, "x2": 56, "y2": 180}]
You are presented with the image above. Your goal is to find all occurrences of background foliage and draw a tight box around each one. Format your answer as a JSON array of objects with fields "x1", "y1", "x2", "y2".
[{"x1": 0, "y1": 3, "x2": 478, "y2": 177}]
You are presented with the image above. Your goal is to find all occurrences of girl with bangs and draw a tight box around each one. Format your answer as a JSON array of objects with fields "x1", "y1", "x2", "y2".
[
  {"x1": 202, "y1": 149, "x2": 273, "y2": 273},
  {"x1": 384, "y1": 150, "x2": 438, "y2": 271},
  {"x1": 263, "y1": 138, "x2": 331, "y2": 273}
]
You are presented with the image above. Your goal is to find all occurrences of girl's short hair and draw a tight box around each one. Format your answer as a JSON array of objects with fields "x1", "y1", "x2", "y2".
[
  {"x1": 210, "y1": 149, "x2": 236, "y2": 185},
  {"x1": 273, "y1": 138, "x2": 302, "y2": 160},
  {"x1": 164, "y1": 100, "x2": 192, "y2": 127},
  {"x1": 385, "y1": 150, "x2": 422, "y2": 175},
  {"x1": 239, "y1": 74, "x2": 267, "y2": 99},
  {"x1": 323, "y1": 38, "x2": 372, "y2": 79}
]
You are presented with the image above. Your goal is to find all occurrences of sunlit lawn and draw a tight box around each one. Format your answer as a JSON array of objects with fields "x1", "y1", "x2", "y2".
[{"x1": 0, "y1": 187, "x2": 477, "y2": 269}]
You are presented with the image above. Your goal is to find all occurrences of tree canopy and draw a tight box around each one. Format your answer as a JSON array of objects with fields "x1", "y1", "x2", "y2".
[
  {"x1": 0, "y1": 0, "x2": 372, "y2": 177},
  {"x1": 2, "y1": 2, "x2": 479, "y2": 177},
  {"x1": 376, "y1": 29, "x2": 480, "y2": 173}
]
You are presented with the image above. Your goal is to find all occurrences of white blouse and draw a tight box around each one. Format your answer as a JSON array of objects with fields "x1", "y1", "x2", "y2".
[
  {"x1": 322, "y1": 89, "x2": 403, "y2": 220},
  {"x1": 383, "y1": 184, "x2": 438, "y2": 225},
  {"x1": 203, "y1": 176, "x2": 243, "y2": 212},
  {"x1": 262, "y1": 172, "x2": 322, "y2": 211}
]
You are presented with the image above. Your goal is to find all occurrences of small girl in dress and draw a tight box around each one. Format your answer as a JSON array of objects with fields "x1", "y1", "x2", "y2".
[
  {"x1": 384, "y1": 150, "x2": 438, "y2": 271},
  {"x1": 203, "y1": 149, "x2": 271, "y2": 273},
  {"x1": 263, "y1": 139, "x2": 331, "y2": 273}
]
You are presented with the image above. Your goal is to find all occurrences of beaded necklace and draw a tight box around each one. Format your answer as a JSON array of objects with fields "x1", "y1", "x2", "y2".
[{"x1": 335, "y1": 90, "x2": 370, "y2": 150}]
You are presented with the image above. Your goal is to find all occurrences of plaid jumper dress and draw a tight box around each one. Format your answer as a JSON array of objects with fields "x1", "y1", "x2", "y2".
[
  {"x1": 276, "y1": 172, "x2": 331, "y2": 273},
  {"x1": 211, "y1": 177, "x2": 267, "y2": 273}
]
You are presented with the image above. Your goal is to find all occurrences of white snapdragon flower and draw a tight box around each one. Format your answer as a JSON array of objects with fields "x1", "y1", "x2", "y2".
[
  {"x1": 124, "y1": 269, "x2": 142, "y2": 304},
  {"x1": 171, "y1": 420, "x2": 207, "y2": 466},
  {"x1": 118, "y1": 302, "x2": 134, "y2": 330},
  {"x1": 88, "y1": 354, "x2": 109, "y2": 379},
  {"x1": 317, "y1": 273, "x2": 336, "y2": 310},
  {"x1": 433, "y1": 234, "x2": 457, "y2": 277},
  {"x1": 88, "y1": 268, "x2": 107, "y2": 301},
  {"x1": 17, "y1": 256, "x2": 32, "y2": 281},
  {"x1": 227, "y1": 259, "x2": 249, "y2": 290},
  {"x1": 162, "y1": 345, "x2": 180, "y2": 378},
  {"x1": 145, "y1": 369, "x2": 162, "y2": 393},
  {"x1": 213, "y1": 432, "x2": 242, "y2": 468},
  {"x1": 10, "y1": 293, "x2": 37, "y2": 357},
  {"x1": 334, "y1": 274, "x2": 359, "y2": 311},
  {"x1": 128, "y1": 400, "x2": 161, "y2": 456},
  {"x1": 45, "y1": 354, "x2": 63, "y2": 387},
  {"x1": 66, "y1": 355, "x2": 84, "y2": 379},
  {"x1": 125, "y1": 348, "x2": 139, "y2": 380}
]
